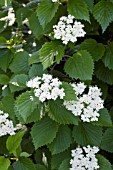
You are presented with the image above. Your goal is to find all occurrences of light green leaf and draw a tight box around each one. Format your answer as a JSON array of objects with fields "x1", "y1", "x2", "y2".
[
  {"x1": 48, "y1": 125, "x2": 72, "y2": 155},
  {"x1": 58, "y1": 158, "x2": 70, "y2": 170},
  {"x1": 13, "y1": 157, "x2": 36, "y2": 170},
  {"x1": 103, "y1": 42, "x2": 113, "y2": 70},
  {"x1": 101, "y1": 127, "x2": 113, "y2": 152},
  {"x1": 48, "y1": 99, "x2": 79, "y2": 125},
  {"x1": 37, "y1": 0, "x2": 59, "y2": 28},
  {"x1": 64, "y1": 50, "x2": 94, "y2": 80},
  {"x1": 67, "y1": 0, "x2": 89, "y2": 21},
  {"x1": 9, "y1": 74, "x2": 28, "y2": 92},
  {"x1": 28, "y1": 51, "x2": 40, "y2": 65},
  {"x1": 6, "y1": 131, "x2": 24, "y2": 154},
  {"x1": 15, "y1": 91, "x2": 38, "y2": 122},
  {"x1": 72, "y1": 123, "x2": 102, "y2": 146},
  {"x1": 80, "y1": 39, "x2": 105, "y2": 61},
  {"x1": 39, "y1": 41, "x2": 65, "y2": 69},
  {"x1": 31, "y1": 116, "x2": 58, "y2": 149},
  {"x1": 9, "y1": 51, "x2": 29, "y2": 74},
  {"x1": 62, "y1": 82, "x2": 77, "y2": 101},
  {"x1": 97, "y1": 154, "x2": 112, "y2": 170},
  {"x1": 0, "y1": 74, "x2": 9, "y2": 85},
  {"x1": 29, "y1": 13, "x2": 43, "y2": 40},
  {"x1": 93, "y1": 1, "x2": 113, "y2": 32},
  {"x1": 92, "y1": 108, "x2": 112, "y2": 127},
  {"x1": 94, "y1": 61, "x2": 113, "y2": 85},
  {"x1": 0, "y1": 156, "x2": 10, "y2": 170}
]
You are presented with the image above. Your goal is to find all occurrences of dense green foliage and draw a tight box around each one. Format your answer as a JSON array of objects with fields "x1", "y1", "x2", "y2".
[{"x1": 0, "y1": 0, "x2": 113, "y2": 169}]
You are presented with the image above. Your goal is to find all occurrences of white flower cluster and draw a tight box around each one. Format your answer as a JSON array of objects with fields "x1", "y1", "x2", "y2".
[
  {"x1": 70, "y1": 145, "x2": 99, "y2": 170},
  {"x1": 26, "y1": 74, "x2": 65, "y2": 102},
  {"x1": 64, "y1": 82, "x2": 104, "y2": 122},
  {"x1": 0, "y1": 7, "x2": 15, "y2": 26},
  {"x1": 53, "y1": 15, "x2": 86, "y2": 44},
  {"x1": 0, "y1": 110, "x2": 16, "y2": 136}
]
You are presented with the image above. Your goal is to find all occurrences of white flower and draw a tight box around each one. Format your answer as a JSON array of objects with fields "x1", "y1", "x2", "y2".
[
  {"x1": 0, "y1": 8, "x2": 15, "y2": 26},
  {"x1": 53, "y1": 15, "x2": 86, "y2": 44},
  {"x1": 0, "y1": 110, "x2": 16, "y2": 136},
  {"x1": 26, "y1": 74, "x2": 65, "y2": 102},
  {"x1": 52, "y1": 0, "x2": 59, "y2": 2},
  {"x1": 63, "y1": 82, "x2": 104, "y2": 122},
  {"x1": 70, "y1": 146, "x2": 99, "y2": 170}
]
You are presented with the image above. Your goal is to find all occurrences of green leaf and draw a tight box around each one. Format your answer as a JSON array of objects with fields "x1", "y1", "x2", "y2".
[
  {"x1": 48, "y1": 99, "x2": 79, "y2": 125},
  {"x1": 72, "y1": 123, "x2": 102, "y2": 146},
  {"x1": 13, "y1": 157, "x2": 36, "y2": 170},
  {"x1": 9, "y1": 74, "x2": 28, "y2": 92},
  {"x1": 28, "y1": 51, "x2": 40, "y2": 65},
  {"x1": 9, "y1": 51, "x2": 29, "y2": 74},
  {"x1": 62, "y1": 82, "x2": 77, "y2": 101},
  {"x1": 0, "y1": 74, "x2": 9, "y2": 85},
  {"x1": 67, "y1": 0, "x2": 89, "y2": 21},
  {"x1": 35, "y1": 164, "x2": 47, "y2": 170},
  {"x1": 80, "y1": 39, "x2": 105, "y2": 61},
  {"x1": 101, "y1": 127, "x2": 113, "y2": 152},
  {"x1": 93, "y1": 1, "x2": 113, "y2": 32},
  {"x1": 37, "y1": 0, "x2": 59, "y2": 28},
  {"x1": 84, "y1": 0, "x2": 94, "y2": 12},
  {"x1": 64, "y1": 50, "x2": 94, "y2": 80},
  {"x1": 51, "y1": 150, "x2": 70, "y2": 170},
  {"x1": 0, "y1": 49, "x2": 12, "y2": 72},
  {"x1": 39, "y1": 41, "x2": 65, "y2": 69},
  {"x1": 29, "y1": 13, "x2": 43, "y2": 40},
  {"x1": 0, "y1": 156, "x2": 10, "y2": 170},
  {"x1": 103, "y1": 42, "x2": 113, "y2": 70},
  {"x1": 31, "y1": 116, "x2": 58, "y2": 149},
  {"x1": 92, "y1": 108, "x2": 112, "y2": 127},
  {"x1": 29, "y1": 64, "x2": 44, "y2": 79},
  {"x1": 58, "y1": 158, "x2": 70, "y2": 170},
  {"x1": 97, "y1": 154, "x2": 112, "y2": 170},
  {"x1": 48, "y1": 125, "x2": 72, "y2": 155},
  {"x1": 15, "y1": 91, "x2": 38, "y2": 122},
  {"x1": 6, "y1": 131, "x2": 24, "y2": 154},
  {"x1": 94, "y1": 61, "x2": 113, "y2": 85}
]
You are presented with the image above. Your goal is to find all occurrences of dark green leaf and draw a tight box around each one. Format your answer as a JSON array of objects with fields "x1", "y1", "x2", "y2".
[
  {"x1": 101, "y1": 127, "x2": 113, "y2": 152},
  {"x1": 80, "y1": 39, "x2": 105, "y2": 61},
  {"x1": 93, "y1": 1, "x2": 113, "y2": 32},
  {"x1": 29, "y1": 64, "x2": 44, "y2": 78},
  {"x1": 67, "y1": 0, "x2": 89, "y2": 21},
  {"x1": 48, "y1": 99, "x2": 79, "y2": 125},
  {"x1": 37, "y1": 0, "x2": 59, "y2": 28},
  {"x1": 31, "y1": 116, "x2": 58, "y2": 149},
  {"x1": 97, "y1": 154, "x2": 112, "y2": 170},
  {"x1": 48, "y1": 125, "x2": 72, "y2": 154},
  {"x1": 9, "y1": 51, "x2": 29, "y2": 74},
  {"x1": 64, "y1": 50, "x2": 94, "y2": 80},
  {"x1": 13, "y1": 157, "x2": 36, "y2": 170},
  {"x1": 58, "y1": 158, "x2": 70, "y2": 170},
  {"x1": 72, "y1": 123, "x2": 102, "y2": 146},
  {"x1": 28, "y1": 51, "x2": 40, "y2": 65},
  {"x1": 0, "y1": 74, "x2": 9, "y2": 84}
]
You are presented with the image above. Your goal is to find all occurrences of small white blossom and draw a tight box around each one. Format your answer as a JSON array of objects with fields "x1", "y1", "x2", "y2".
[
  {"x1": 52, "y1": 0, "x2": 59, "y2": 2},
  {"x1": 0, "y1": 8, "x2": 15, "y2": 26},
  {"x1": 26, "y1": 74, "x2": 65, "y2": 102},
  {"x1": 70, "y1": 146, "x2": 99, "y2": 170},
  {"x1": 53, "y1": 15, "x2": 86, "y2": 44},
  {"x1": 64, "y1": 82, "x2": 104, "y2": 122},
  {"x1": 0, "y1": 110, "x2": 16, "y2": 136}
]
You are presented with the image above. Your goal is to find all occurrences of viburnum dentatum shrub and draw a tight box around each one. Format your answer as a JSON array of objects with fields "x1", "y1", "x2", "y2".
[{"x1": 0, "y1": 0, "x2": 113, "y2": 169}]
